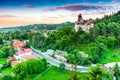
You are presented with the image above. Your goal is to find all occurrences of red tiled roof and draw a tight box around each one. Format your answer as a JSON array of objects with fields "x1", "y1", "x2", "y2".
[
  {"x1": 8, "y1": 57, "x2": 16, "y2": 62},
  {"x1": 24, "y1": 54, "x2": 36, "y2": 59},
  {"x1": 15, "y1": 48, "x2": 32, "y2": 55},
  {"x1": 24, "y1": 48, "x2": 32, "y2": 53},
  {"x1": 16, "y1": 50, "x2": 24, "y2": 55},
  {"x1": 13, "y1": 39, "x2": 25, "y2": 48}
]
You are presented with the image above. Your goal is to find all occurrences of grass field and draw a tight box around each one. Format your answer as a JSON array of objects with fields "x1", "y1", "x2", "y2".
[
  {"x1": 100, "y1": 58, "x2": 120, "y2": 64},
  {"x1": 0, "y1": 58, "x2": 7, "y2": 64},
  {"x1": 0, "y1": 67, "x2": 12, "y2": 78},
  {"x1": 37, "y1": 66, "x2": 87, "y2": 80},
  {"x1": 100, "y1": 48, "x2": 120, "y2": 64}
]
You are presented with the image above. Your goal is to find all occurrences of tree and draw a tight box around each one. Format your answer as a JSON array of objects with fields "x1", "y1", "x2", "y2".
[
  {"x1": 59, "y1": 63, "x2": 65, "y2": 71},
  {"x1": 67, "y1": 49, "x2": 80, "y2": 80},
  {"x1": 0, "y1": 36, "x2": 3, "y2": 44},
  {"x1": 25, "y1": 42, "x2": 30, "y2": 48},
  {"x1": 95, "y1": 36, "x2": 107, "y2": 45},
  {"x1": 0, "y1": 46, "x2": 10, "y2": 58},
  {"x1": 107, "y1": 36, "x2": 116, "y2": 48},
  {"x1": 67, "y1": 49, "x2": 82, "y2": 65},
  {"x1": 88, "y1": 64, "x2": 106, "y2": 80},
  {"x1": 85, "y1": 42, "x2": 107, "y2": 63},
  {"x1": 9, "y1": 39, "x2": 15, "y2": 56},
  {"x1": 1, "y1": 75, "x2": 13, "y2": 80},
  {"x1": 13, "y1": 58, "x2": 47, "y2": 79},
  {"x1": 113, "y1": 63, "x2": 120, "y2": 80}
]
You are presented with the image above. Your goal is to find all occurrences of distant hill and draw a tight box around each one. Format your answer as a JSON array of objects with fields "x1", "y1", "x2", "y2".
[{"x1": 0, "y1": 22, "x2": 74, "y2": 33}]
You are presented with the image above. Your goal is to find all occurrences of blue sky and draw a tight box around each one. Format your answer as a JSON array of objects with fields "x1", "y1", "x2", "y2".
[
  {"x1": 0, "y1": 0, "x2": 118, "y2": 7},
  {"x1": 0, "y1": 0, "x2": 120, "y2": 27}
]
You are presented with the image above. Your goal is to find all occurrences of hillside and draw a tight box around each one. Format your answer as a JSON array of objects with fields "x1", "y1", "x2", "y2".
[
  {"x1": 0, "y1": 22, "x2": 74, "y2": 33},
  {"x1": 92, "y1": 11, "x2": 120, "y2": 36},
  {"x1": 29, "y1": 11, "x2": 120, "y2": 65}
]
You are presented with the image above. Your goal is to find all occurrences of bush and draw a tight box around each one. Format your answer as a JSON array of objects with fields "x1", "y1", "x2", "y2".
[
  {"x1": 1, "y1": 75, "x2": 13, "y2": 80},
  {"x1": 59, "y1": 63, "x2": 65, "y2": 71},
  {"x1": 1, "y1": 62, "x2": 11, "y2": 70},
  {"x1": 13, "y1": 58, "x2": 47, "y2": 79}
]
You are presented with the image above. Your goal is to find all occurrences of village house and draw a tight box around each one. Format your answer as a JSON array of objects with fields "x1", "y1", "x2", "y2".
[
  {"x1": 53, "y1": 50, "x2": 67, "y2": 63},
  {"x1": 7, "y1": 39, "x2": 36, "y2": 67},
  {"x1": 14, "y1": 48, "x2": 32, "y2": 60},
  {"x1": 13, "y1": 39, "x2": 25, "y2": 51},
  {"x1": 75, "y1": 13, "x2": 94, "y2": 32},
  {"x1": 46, "y1": 49, "x2": 67, "y2": 63}
]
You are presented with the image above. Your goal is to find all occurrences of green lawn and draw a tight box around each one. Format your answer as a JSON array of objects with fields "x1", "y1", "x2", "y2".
[
  {"x1": 0, "y1": 67, "x2": 12, "y2": 78},
  {"x1": 100, "y1": 58, "x2": 120, "y2": 64},
  {"x1": 100, "y1": 48, "x2": 120, "y2": 64},
  {"x1": 37, "y1": 66, "x2": 87, "y2": 80},
  {"x1": 29, "y1": 73, "x2": 40, "y2": 80},
  {"x1": 1, "y1": 67, "x2": 12, "y2": 74},
  {"x1": 0, "y1": 58, "x2": 7, "y2": 64}
]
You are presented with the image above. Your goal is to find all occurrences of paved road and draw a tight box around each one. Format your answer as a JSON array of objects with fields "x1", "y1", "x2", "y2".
[{"x1": 31, "y1": 46, "x2": 89, "y2": 72}]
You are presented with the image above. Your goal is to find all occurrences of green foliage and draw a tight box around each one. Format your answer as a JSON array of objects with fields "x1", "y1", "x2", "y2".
[
  {"x1": 25, "y1": 42, "x2": 30, "y2": 48},
  {"x1": 1, "y1": 75, "x2": 13, "y2": 80},
  {"x1": 107, "y1": 36, "x2": 116, "y2": 48},
  {"x1": 9, "y1": 35, "x2": 15, "y2": 57},
  {"x1": 113, "y1": 63, "x2": 120, "y2": 80},
  {"x1": 13, "y1": 58, "x2": 47, "y2": 79},
  {"x1": 0, "y1": 46, "x2": 10, "y2": 58},
  {"x1": 95, "y1": 36, "x2": 107, "y2": 45},
  {"x1": 67, "y1": 49, "x2": 92, "y2": 66},
  {"x1": 89, "y1": 64, "x2": 104, "y2": 80},
  {"x1": 30, "y1": 32, "x2": 46, "y2": 49},
  {"x1": 67, "y1": 49, "x2": 82, "y2": 65},
  {"x1": 59, "y1": 63, "x2": 65, "y2": 71},
  {"x1": 88, "y1": 64, "x2": 113, "y2": 80},
  {"x1": 1, "y1": 62, "x2": 11, "y2": 70},
  {"x1": 85, "y1": 42, "x2": 107, "y2": 63},
  {"x1": 0, "y1": 37, "x2": 3, "y2": 44}
]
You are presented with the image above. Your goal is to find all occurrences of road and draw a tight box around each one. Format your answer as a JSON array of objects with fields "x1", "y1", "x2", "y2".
[{"x1": 31, "y1": 46, "x2": 89, "y2": 72}]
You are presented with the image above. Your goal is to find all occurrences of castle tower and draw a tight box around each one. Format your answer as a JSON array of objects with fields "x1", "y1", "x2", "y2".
[{"x1": 75, "y1": 13, "x2": 82, "y2": 32}]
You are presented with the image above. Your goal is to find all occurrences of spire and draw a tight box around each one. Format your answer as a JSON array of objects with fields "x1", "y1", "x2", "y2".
[{"x1": 77, "y1": 13, "x2": 83, "y2": 23}]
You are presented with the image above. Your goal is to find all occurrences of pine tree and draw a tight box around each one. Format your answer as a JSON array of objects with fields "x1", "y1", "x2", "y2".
[
  {"x1": 113, "y1": 63, "x2": 120, "y2": 80},
  {"x1": 9, "y1": 34, "x2": 15, "y2": 56}
]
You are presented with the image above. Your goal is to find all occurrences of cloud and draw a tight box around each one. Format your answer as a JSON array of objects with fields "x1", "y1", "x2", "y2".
[
  {"x1": 42, "y1": 6, "x2": 55, "y2": 11},
  {"x1": 0, "y1": 15, "x2": 17, "y2": 18},
  {"x1": 42, "y1": 4, "x2": 109, "y2": 11},
  {"x1": 55, "y1": 4, "x2": 104, "y2": 11},
  {"x1": 23, "y1": 4, "x2": 35, "y2": 8},
  {"x1": 111, "y1": 0, "x2": 119, "y2": 2}
]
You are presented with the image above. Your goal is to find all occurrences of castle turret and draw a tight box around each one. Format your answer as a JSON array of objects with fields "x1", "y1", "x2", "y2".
[
  {"x1": 75, "y1": 13, "x2": 94, "y2": 32},
  {"x1": 77, "y1": 13, "x2": 83, "y2": 24}
]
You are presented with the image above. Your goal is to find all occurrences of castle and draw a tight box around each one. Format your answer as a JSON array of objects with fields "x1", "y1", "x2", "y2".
[{"x1": 75, "y1": 13, "x2": 94, "y2": 32}]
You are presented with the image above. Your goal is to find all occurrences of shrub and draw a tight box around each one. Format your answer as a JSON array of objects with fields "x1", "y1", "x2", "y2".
[{"x1": 13, "y1": 58, "x2": 47, "y2": 79}]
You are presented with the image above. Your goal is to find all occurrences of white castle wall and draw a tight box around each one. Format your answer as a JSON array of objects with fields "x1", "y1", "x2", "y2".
[{"x1": 75, "y1": 23, "x2": 94, "y2": 32}]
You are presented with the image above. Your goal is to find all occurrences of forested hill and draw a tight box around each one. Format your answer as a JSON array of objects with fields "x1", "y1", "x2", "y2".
[
  {"x1": 0, "y1": 22, "x2": 74, "y2": 33},
  {"x1": 95, "y1": 11, "x2": 120, "y2": 24},
  {"x1": 91, "y1": 11, "x2": 120, "y2": 36}
]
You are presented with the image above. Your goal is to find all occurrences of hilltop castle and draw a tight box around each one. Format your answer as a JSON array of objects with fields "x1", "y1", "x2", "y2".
[{"x1": 75, "y1": 13, "x2": 94, "y2": 32}]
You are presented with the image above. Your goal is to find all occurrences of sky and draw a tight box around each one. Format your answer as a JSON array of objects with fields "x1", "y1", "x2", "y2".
[{"x1": 0, "y1": 0, "x2": 120, "y2": 27}]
